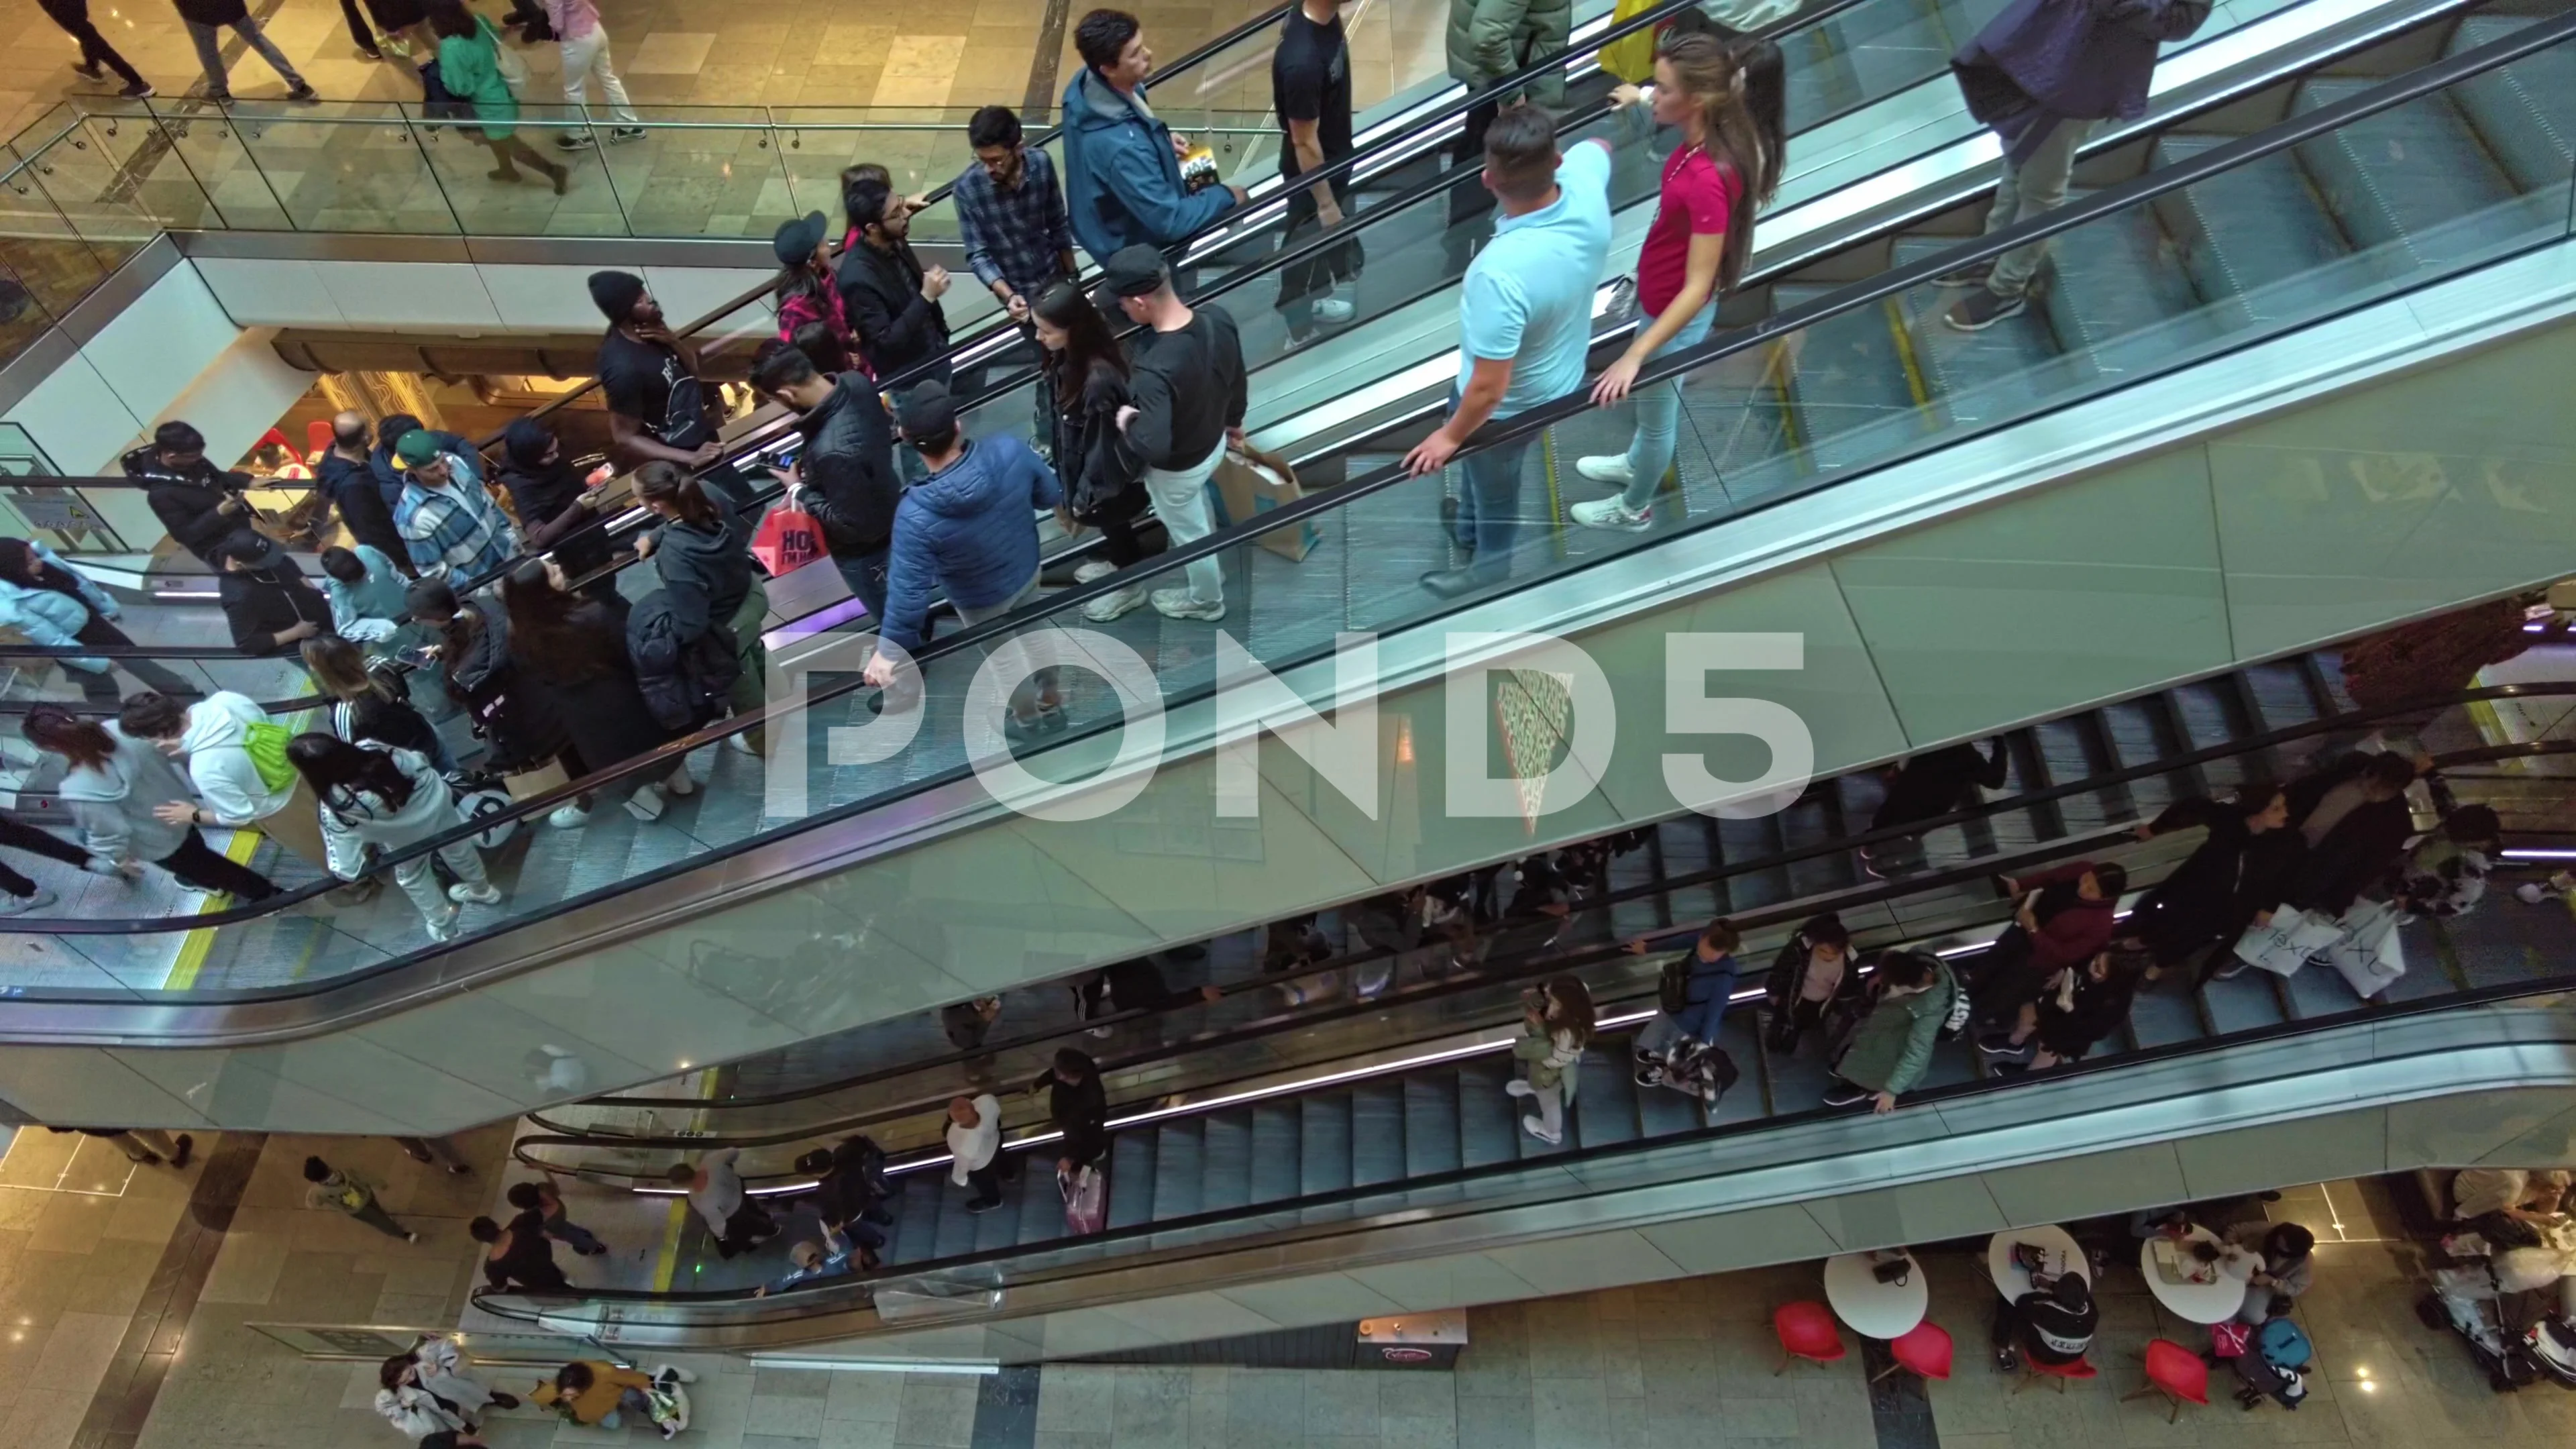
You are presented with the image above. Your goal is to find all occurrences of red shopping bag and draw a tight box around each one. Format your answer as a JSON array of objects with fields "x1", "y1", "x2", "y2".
[{"x1": 751, "y1": 505, "x2": 826, "y2": 576}]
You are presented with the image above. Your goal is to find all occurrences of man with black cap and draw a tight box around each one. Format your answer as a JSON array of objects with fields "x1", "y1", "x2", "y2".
[
  {"x1": 313, "y1": 411, "x2": 413, "y2": 574},
  {"x1": 835, "y1": 175, "x2": 953, "y2": 386},
  {"x1": 494, "y1": 417, "x2": 617, "y2": 604},
  {"x1": 860, "y1": 385, "x2": 1066, "y2": 745},
  {"x1": 210, "y1": 531, "x2": 333, "y2": 655},
  {"x1": 589, "y1": 270, "x2": 753, "y2": 508},
  {"x1": 393, "y1": 430, "x2": 521, "y2": 583},
  {"x1": 750, "y1": 340, "x2": 900, "y2": 625},
  {"x1": 1103, "y1": 244, "x2": 1243, "y2": 623}
]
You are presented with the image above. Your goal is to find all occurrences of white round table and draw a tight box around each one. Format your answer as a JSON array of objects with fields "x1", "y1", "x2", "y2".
[
  {"x1": 2139, "y1": 1227, "x2": 2254, "y2": 1325},
  {"x1": 1823, "y1": 1251, "x2": 1929, "y2": 1339},
  {"x1": 1986, "y1": 1226, "x2": 2088, "y2": 1301}
]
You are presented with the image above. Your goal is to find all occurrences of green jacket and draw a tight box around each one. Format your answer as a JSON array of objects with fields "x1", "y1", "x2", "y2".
[
  {"x1": 1446, "y1": 0, "x2": 1572, "y2": 106},
  {"x1": 1834, "y1": 963, "x2": 1957, "y2": 1095},
  {"x1": 1511, "y1": 1023, "x2": 1585, "y2": 1093},
  {"x1": 437, "y1": 17, "x2": 522, "y2": 140}
]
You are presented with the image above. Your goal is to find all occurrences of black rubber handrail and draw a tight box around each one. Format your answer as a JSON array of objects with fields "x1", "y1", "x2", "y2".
[
  {"x1": 480, "y1": 741, "x2": 2576, "y2": 1308},
  {"x1": 547, "y1": 677, "x2": 2576, "y2": 1117},
  {"x1": 7, "y1": 23, "x2": 2562, "y2": 953}
]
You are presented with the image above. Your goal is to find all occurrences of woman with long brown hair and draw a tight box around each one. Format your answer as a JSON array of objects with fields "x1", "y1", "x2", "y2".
[
  {"x1": 1507, "y1": 974, "x2": 1596, "y2": 1144},
  {"x1": 302, "y1": 634, "x2": 449, "y2": 772},
  {"x1": 23, "y1": 705, "x2": 278, "y2": 902},
  {"x1": 1032, "y1": 282, "x2": 1153, "y2": 623},
  {"x1": 501, "y1": 559, "x2": 690, "y2": 820},
  {"x1": 1572, "y1": 31, "x2": 1786, "y2": 533}
]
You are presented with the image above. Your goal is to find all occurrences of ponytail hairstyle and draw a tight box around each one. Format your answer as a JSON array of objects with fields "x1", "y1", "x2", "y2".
[
  {"x1": 631, "y1": 460, "x2": 721, "y2": 531},
  {"x1": 1656, "y1": 31, "x2": 1780, "y2": 294}
]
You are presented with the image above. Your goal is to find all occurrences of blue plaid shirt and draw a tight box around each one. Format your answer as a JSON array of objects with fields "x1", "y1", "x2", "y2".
[{"x1": 953, "y1": 148, "x2": 1075, "y2": 301}]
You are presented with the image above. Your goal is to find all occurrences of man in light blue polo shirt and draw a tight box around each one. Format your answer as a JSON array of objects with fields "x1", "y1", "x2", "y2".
[{"x1": 1404, "y1": 104, "x2": 1613, "y2": 598}]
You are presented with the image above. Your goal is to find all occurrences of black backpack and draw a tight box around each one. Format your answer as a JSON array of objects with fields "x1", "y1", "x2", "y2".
[
  {"x1": 627, "y1": 589, "x2": 742, "y2": 733},
  {"x1": 1658, "y1": 956, "x2": 1694, "y2": 1016}
]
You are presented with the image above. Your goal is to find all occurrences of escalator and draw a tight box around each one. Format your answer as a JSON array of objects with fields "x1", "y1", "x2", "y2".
[
  {"x1": 476, "y1": 703, "x2": 2576, "y2": 1349},
  {"x1": 0, "y1": 14, "x2": 2569, "y2": 1132}
]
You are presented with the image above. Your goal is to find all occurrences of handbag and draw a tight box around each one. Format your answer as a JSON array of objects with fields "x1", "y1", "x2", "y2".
[
  {"x1": 2318, "y1": 898, "x2": 2407, "y2": 998},
  {"x1": 482, "y1": 17, "x2": 530, "y2": 98},
  {"x1": 750, "y1": 504, "x2": 826, "y2": 577},
  {"x1": 1060, "y1": 1165, "x2": 1107, "y2": 1235},
  {"x1": 2231, "y1": 904, "x2": 2344, "y2": 977},
  {"x1": 1205, "y1": 445, "x2": 1320, "y2": 561}
]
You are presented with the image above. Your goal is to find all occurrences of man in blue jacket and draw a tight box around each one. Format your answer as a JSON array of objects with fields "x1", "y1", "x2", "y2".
[
  {"x1": 1628, "y1": 918, "x2": 1740, "y2": 1079},
  {"x1": 861, "y1": 386, "x2": 1067, "y2": 747},
  {"x1": 1061, "y1": 9, "x2": 1248, "y2": 263}
]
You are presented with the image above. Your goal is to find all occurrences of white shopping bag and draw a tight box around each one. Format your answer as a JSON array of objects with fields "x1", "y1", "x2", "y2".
[
  {"x1": 2232, "y1": 904, "x2": 2345, "y2": 977},
  {"x1": 2318, "y1": 899, "x2": 2406, "y2": 999}
]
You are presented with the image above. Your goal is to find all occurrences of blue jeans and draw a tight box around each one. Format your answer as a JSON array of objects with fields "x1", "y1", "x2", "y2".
[
  {"x1": 1447, "y1": 390, "x2": 1538, "y2": 585},
  {"x1": 1619, "y1": 299, "x2": 1719, "y2": 511},
  {"x1": 833, "y1": 543, "x2": 890, "y2": 627}
]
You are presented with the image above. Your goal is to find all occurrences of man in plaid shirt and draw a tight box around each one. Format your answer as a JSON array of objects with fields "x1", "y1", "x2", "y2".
[
  {"x1": 392, "y1": 429, "x2": 521, "y2": 582},
  {"x1": 954, "y1": 105, "x2": 1079, "y2": 444}
]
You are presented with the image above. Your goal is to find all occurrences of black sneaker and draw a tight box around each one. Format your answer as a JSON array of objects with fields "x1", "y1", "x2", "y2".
[
  {"x1": 118, "y1": 81, "x2": 155, "y2": 99},
  {"x1": 556, "y1": 131, "x2": 598, "y2": 150},
  {"x1": 1944, "y1": 288, "x2": 2027, "y2": 332},
  {"x1": 285, "y1": 83, "x2": 318, "y2": 102},
  {"x1": 1820, "y1": 1083, "x2": 1873, "y2": 1108},
  {"x1": 1996, "y1": 1344, "x2": 2021, "y2": 1373},
  {"x1": 171, "y1": 1134, "x2": 193, "y2": 1169},
  {"x1": 1933, "y1": 260, "x2": 1993, "y2": 288},
  {"x1": 72, "y1": 61, "x2": 106, "y2": 80},
  {"x1": 963, "y1": 1197, "x2": 1002, "y2": 1215},
  {"x1": 610, "y1": 126, "x2": 647, "y2": 143},
  {"x1": 1975, "y1": 1031, "x2": 2025, "y2": 1058},
  {"x1": 1633, "y1": 1065, "x2": 1664, "y2": 1088},
  {"x1": 1633, "y1": 1045, "x2": 1660, "y2": 1065}
]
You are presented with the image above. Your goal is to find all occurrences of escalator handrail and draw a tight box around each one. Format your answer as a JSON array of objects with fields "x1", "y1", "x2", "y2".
[
  {"x1": 547, "y1": 676, "x2": 2576, "y2": 1116},
  {"x1": 9, "y1": 21, "x2": 2564, "y2": 948},
  {"x1": 484, "y1": 740, "x2": 2576, "y2": 1306}
]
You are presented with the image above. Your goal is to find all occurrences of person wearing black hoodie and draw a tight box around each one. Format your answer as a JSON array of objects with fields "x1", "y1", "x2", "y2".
[
  {"x1": 1031, "y1": 1049, "x2": 1110, "y2": 1177},
  {"x1": 631, "y1": 464, "x2": 766, "y2": 754},
  {"x1": 211, "y1": 531, "x2": 333, "y2": 655},
  {"x1": 495, "y1": 417, "x2": 616, "y2": 605},
  {"x1": 750, "y1": 341, "x2": 901, "y2": 623},
  {"x1": 409, "y1": 576, "x2": 590, "y2": 831},
  {"x1": 2125, "y1": 782, "x2": 2306, "y2": 982},
  {"x1": 1863, "y1": 739, "x2": 2009, "y2": 876},
  {"x1": 126, "y1": 421, "x2": 254, "y2": 567},
  {"x1": 2282, "y1": 751, "x2": 2422, "y2": 920}
]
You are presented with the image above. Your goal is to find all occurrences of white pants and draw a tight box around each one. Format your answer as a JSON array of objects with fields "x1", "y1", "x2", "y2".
[
  {"x1": 1140, "y1": 439, "x2": 1226, "y2": 606},
  {"x1": 559, "y1": 28, "x2": 639, "y2": 125}
]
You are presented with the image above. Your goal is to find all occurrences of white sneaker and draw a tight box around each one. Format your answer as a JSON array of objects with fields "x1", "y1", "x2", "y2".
[
  {"x1": 1150, "y1": 588, "x2": 1224, "y2": 621},
  {"x1": 545, "y1": 803, "x2": 589, "y2": 830},
  {"x1": 1084, "y1": 583, "x2": 1150, "y2": 622},
  {"x1": 448, "y1": 881, "x2": 502, "y2": 905},
  {"x1": 0, "y1": 889, "x2": 57, "y2": 916},
  {"x1": 726, "y1": 733, "x2": 759, "y2": 756},
  {"x1": 1570, "y1": 497, "x2": 1653, "y2": 533},
  {"x1": 1575, "y1": 454, "x2": 1634, "y2": 486},
  {"x1": 664, "y1": 768, "x2": 696, "y2": 798},
  {"x1": 1311, "y1": 297, "x2": 1356, "y2": 325},
  {"x1": 425, "y1": 904, "x2": 462, "y2": 941},
  {"x1": 1521, "y1": 1116, "x2": 1562, "y2": 1145},
  {"x1": 1073, "y1": 559, "x2": 1117, "y2": 584},
  {"x1": 1503, "y1": 1079, "x2": 1533, "y2": 1098},
  {"x1": 625, "y1": 784, "x2": 666, "y2": 821}
]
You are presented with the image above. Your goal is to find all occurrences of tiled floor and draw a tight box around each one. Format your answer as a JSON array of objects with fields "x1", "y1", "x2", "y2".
[{"x1": 4, "y1": 1146, "x2": 2564, "y2": 1449}]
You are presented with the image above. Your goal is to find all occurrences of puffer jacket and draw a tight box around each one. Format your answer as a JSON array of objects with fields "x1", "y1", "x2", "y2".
[
  {"x1": 1445, "y1": 0, "x2": 1571, "y2": 104},
  {"x1": 0, "y1": 541, "x2": 113, "y2": 672},
  {"x1": 1059, "y1": 67, "x2": 1238, "y2": 259},
  {"x1": 877, "y1": 434, "x2": 1063, "y2": 653},
  {"x1": 56, "y1": 720, "x2": 197, "y2": 863},
  {"x1": 1833, "y1": 959, "x2": 1959, "y2": 1095}
]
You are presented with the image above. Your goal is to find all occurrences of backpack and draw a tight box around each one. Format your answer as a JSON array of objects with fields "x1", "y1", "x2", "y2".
[
  {"x1": 627, "y1": 589, "x2": 742, "y2": 733},
  {"x1": 1939, "y1": 968, "x2": 1972, "y2": 1039},
  {"x1": 240, "y1": 718, "x2": 299, "y2": 792},
  {"x1": 2255, "y1": 1317, "x2": 2312, "y2": 1371},
  {"x1": 451, "y1": 778, "x2": 520, "y2": 849},
  {"x1": 1658, "y1": 956, "x2": 1694, "y2": 1016}
]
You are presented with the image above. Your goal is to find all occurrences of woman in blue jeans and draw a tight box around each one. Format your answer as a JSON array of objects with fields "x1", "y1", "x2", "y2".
[{"x1": 1572, "y1": 32, "x2": 1784, "y2": 532}]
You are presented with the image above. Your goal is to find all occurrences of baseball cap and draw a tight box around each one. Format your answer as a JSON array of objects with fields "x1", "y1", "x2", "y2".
[
  {"x1": 773, "y1": 211, "x2": 828, "y2": 268},
  {"x1": 1100, "y1": 244, "x2": 1169, "y2": 298}
]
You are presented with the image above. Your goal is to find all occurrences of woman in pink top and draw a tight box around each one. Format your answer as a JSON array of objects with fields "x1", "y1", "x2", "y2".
[
  {"x1": 1571, "y1": 32, "x2": 1784, "y2": 532},
  {"x1": 543, "y1": 0, "x2": 642, "y2": 145}
]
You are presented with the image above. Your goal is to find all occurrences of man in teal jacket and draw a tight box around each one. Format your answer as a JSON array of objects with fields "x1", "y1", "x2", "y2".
[{"x1": 1061, "y1": 9, "x2": 1248, "y2": 260}]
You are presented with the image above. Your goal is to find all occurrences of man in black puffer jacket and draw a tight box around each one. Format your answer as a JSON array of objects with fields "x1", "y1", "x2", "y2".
[{"x1": 751, "y1": 341, "x2": 902, "y2": 624}]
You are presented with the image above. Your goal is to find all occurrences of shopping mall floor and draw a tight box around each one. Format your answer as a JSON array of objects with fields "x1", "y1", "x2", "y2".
[{"x1": 0, "y1": 1122, "x2": 2555, "y2": 1449}]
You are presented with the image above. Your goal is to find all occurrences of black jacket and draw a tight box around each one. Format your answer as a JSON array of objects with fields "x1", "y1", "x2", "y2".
[
  {"x1": 125, "y1": 442, "x2": 251, "y2": 565},
  {"x1": 329, "y1": 663, "x2": 442, "y2": 759},
  {"x1": 837, "y1": 238, "x2": 951, "y2": 382},
  {"x1": 1873, "y1": 740, "x2": 2009, "y2": 829},
  {"x1": 2129, "y1": 797, "x2": 2306, "y2": 957},
  {"x1": 794, "y1": 374, "x2": 903, "y2": 557},
  {"x1": 218, "y1": 557, "x2": 332, "y2": 654},
  {"x1": 496, "y1": 455, "x2": 611, "y2": 582},
  {"x1": 1030, "y1": 1061, "x2": 1110, "y2": 1171},
  {"x1": 1053, "y1": 358, "x2": 1144, "y2": 517},
  {"x1": 314, "y1": 449, "x2": 409, "y2": 566},
  {"x1": 649, "y1": 500, "x2": 755, "y2": 646},
  {"x1": 2283, "y1": 754, "x2": 2418, "y2": 916},
  {"x1": 446, "y1": 603, "x2": 568, "y2": 769},
  {"x1": 484, "y1": 1214, "x2": 570, "y2": 1293}
]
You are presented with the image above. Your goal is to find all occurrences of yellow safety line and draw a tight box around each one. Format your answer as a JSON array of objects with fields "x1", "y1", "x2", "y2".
[
  {"x1": 1886, "y1": 298, "x2": 1935, "y2": 413},
  {"x1": 161, "y1": 828, "x2": 265, "y2": 991},
  {"x1": 2465, "y1": 696, "x2": 2508, "y2": 749},
  {"x1": 651, "y1": 1066, "x2": 722, "y2": 1292}
]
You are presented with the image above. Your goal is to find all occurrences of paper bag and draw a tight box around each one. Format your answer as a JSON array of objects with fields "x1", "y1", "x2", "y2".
[
  {"x1": 1207, "y1": 446, "x2": 1319, "y2": 561},
  {"x1": 503, "y1": 759, "x2": 572, "y2": 800}
]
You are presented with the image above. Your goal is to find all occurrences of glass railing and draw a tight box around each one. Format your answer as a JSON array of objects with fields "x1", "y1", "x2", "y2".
[{"x1": 1, "y1": 11, "x2": 2567, "y2": 1002}]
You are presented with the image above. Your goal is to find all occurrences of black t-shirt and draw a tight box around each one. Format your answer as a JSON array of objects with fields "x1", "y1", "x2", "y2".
[
  {"x1": 1273, "y1": 7, "x2": 1352, "y2": 182},
  {"x1": 596, "y1": 329, "x2": 712, "y2": 451}
]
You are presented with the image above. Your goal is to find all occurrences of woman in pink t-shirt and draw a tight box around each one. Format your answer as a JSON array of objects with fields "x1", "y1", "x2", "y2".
[{"x1": 1572, "y1": 33, "x2": 1783, "y2": 531}]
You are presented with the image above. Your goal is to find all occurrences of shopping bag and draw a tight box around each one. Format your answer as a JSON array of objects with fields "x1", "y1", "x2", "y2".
[
  {"x1": 1060, "y1": 1165, "x2": 1107, "y2": 1236},
  {"x1": 750, "y1": 505, "x2": 826, "y2": 577},
  {"x1": 502, "y1": 759, "x2": 571, "y2": 800},
  {"x1": 1205, "y1": 446, "x2": 1319, "y2": 561},
  {"x1": 2318, "y1": 899, "x2": 2407, "y2": 999},
  {"x1": 2230, "y1": 904, "x2": 2345, "y2": 977}
]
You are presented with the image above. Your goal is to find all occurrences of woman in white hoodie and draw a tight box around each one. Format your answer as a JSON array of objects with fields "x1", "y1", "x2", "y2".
[
  {"x1": 286, "y1": 733, "x2": 501, "y2": 941},
  {"x1": 117, "y1": 690, "x2": 329, "y2": 870},
  {"x1": 22, "y1": 707, "x2": 279, "y2": 902}
]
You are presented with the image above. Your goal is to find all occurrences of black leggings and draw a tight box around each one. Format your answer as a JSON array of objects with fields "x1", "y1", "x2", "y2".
[
  {"x1": 1087, "y1": 482, "x2": 1155, "y2": 569},
  {"x1": 0, "y1": 814, "x2": 91, "y2": 897},
  {"x1": 73, "y1": 615, "x2": 205, "y2": 705},
  {"x1": 159, "y1": 827, "x2": 280, "y2": 901}
]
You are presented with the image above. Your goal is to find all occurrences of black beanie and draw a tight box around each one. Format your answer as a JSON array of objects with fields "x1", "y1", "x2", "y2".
[
  {"x1": 502, "y1": 417, "x2": 554, "y2": 469},
  {"x1": 588, "y1": 270, "x2": 646, "y2": 322}
]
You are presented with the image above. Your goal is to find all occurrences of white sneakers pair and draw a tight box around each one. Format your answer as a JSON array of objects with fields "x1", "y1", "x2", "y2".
[{"x1": 1568, "y1": 455, "x2": 1655, "y2": 533}]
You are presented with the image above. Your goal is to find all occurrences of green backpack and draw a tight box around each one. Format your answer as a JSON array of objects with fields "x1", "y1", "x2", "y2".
[{"x1": 241, "y1": 719, "x2": 299, "y2": 794}]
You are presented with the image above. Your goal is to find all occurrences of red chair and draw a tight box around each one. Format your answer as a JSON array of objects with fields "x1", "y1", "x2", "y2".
[
  {"x1": 303, "y1": 419, "x2": 335, "y2": 462},
  {"x1": 1873, "y1": 1322, "x2": 1953, "y2": 1383},
  {"x1": 2124, "y1": 1339, "x2": 2211, "y2": 1421},
  {"x1": 2016, "y1": 1352, "x2": 2099, "y2": 1393},
  {"x1": 1774, "y1": 1302, "x2": 1847, "y2": 1373}
]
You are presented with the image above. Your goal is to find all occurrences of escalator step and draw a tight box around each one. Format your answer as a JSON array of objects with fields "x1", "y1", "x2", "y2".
[
  {"x1": 1456, "y1": 1061, "x2": 1521, "y2": 1168},
  {"x1": 1248, "y1": 1102, "x2": 1301, "y2": 1203},
  {"x1": 1572, "y1": 1053, "x2": 1640, "y2": 1148},
  {"x1": 1301, "y1": 1093, "x2": 1354, "y2": 1195},
  {"x1": 2243, "y1": 659, "x2": 2324, "y2": 729},
  {"x1": 1771, "y1": 282, "x2": 1928, "y2": 478},
  {"x1": 2150, "y1": 133, "x2": 2361, "y2": 325},
  {"x1": 1201, "y1": 1110, "x2": 1252, "y2": 1214},
  {"x1": 1403, "y1": 1073, "x2": 1463, "y2": 1179},
  {"x1": 1350, "y1": 1080, "x2": 1407, "y2": 1187},
  {"x1": 1151, "y1": 1121, "x2": 1204, "y2": 1222},
  {"x1": 2290, "y1": 78, "x2": 2534, "y2": 270},
  {"x1": 1106, "y1": 1132, "x2": 1157, "y2": 1230},
  {"x1": 928, "y1": 1172, "x2": 988, "y2": 1261},
  {"x1": 2042, "y1": 185, "x2": 2222, "y2": 380},
  {"x1": 2127, "y1": 978, "x2": 2209, "y2": 1049},
  {"x1": 2445, "y1": 15, "x2": 2576, "y2": 194},
  {"x1": 2281, "y1": 959, "x2": 2367, "y2": 1020},
  {"x1": 1010, "y1": 1157, "x2": 1061, "y2": 1246},
  {"x1": 2200, "y1": 969, "x2": 2290, "y2": 1034},
  {"x1": 1916, "y1": 1029, "x2": 1980, "y2": 1091},
  {"x1": 1713, "y1": 1012, "x2": 1771, "y2": 1128},
  {"x1": 1886, "y1": 235, "x2": 2072, "y2": 427},
  {"x1": 891, "y1": 1167, "x2": 945, "y2": 1263}
]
